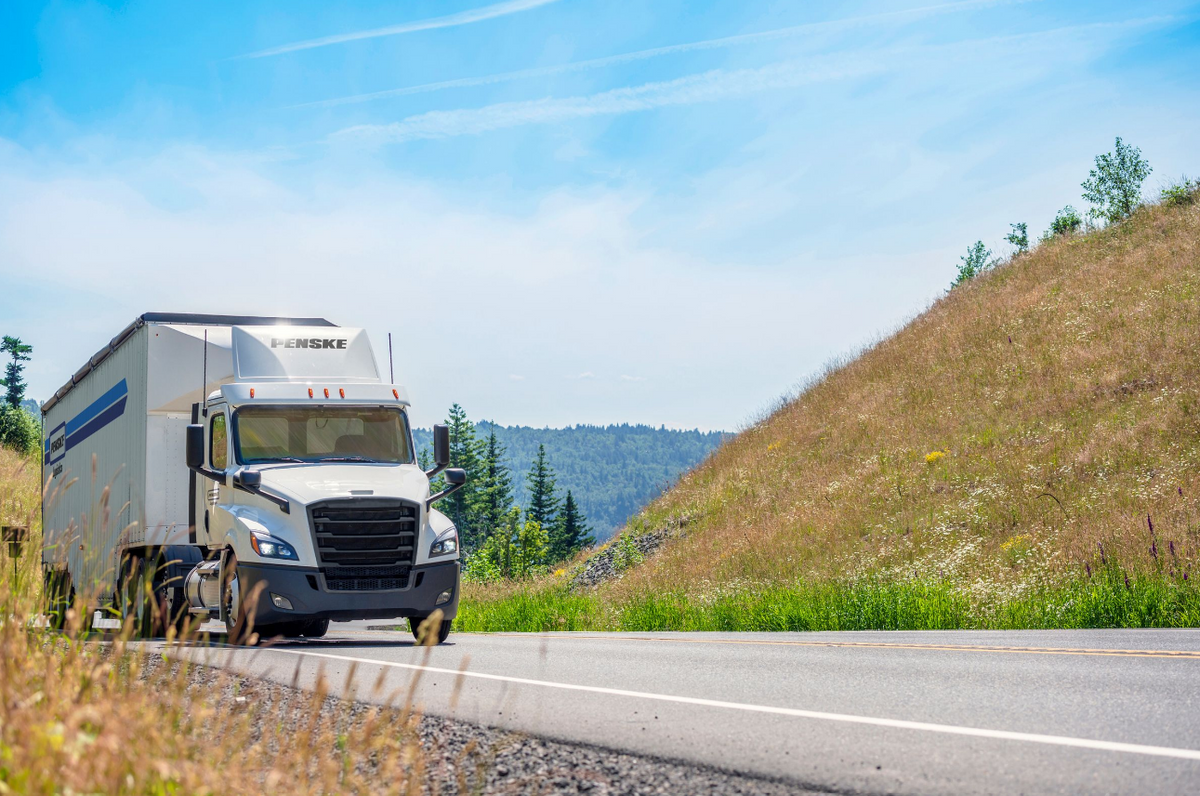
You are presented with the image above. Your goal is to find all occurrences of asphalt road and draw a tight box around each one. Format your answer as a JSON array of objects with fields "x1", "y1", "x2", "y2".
[{"x1": 163, "y1": 626, "x2": 1200, "y2": 794}]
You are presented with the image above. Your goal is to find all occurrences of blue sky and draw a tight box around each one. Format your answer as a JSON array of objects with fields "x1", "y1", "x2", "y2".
[{"x1": 2, "y1": 1, "x2": 1198, "y2": 430}]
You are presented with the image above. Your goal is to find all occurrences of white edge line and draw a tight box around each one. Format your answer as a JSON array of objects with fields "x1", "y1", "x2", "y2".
[{"x1": 212, "y1": 647, "x2": 1200, "y2": 763}]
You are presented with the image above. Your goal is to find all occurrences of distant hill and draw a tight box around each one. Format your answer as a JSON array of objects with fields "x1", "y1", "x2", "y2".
[
  {"x1": 21, "y1": 400, "x2": 38, "y2": 416},
  {"x1": 414, "y1": 423, "x2": 727, "y2": 539}
]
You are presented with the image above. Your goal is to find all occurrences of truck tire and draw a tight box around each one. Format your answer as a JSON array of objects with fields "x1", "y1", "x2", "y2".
[
  {"x1": 301, "y1": 618, "x2": 330, "y2": 638},
  {"x1": 117, "y1": 553, "x2": 173, "y2": 639},
  {"x1": 409, "y1": 615, "x2": 452, "y2": 645},
  {"x1": 222, "y1": 551, "x2": 257, "y2": 645},
  {"x1": 44, "y1": 569, "x2": 72, "y2": 631}
]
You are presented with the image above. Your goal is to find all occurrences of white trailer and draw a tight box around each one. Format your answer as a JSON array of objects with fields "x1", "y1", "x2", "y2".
[{"x1": 42, "y1": 313, "x2": 463, "y2": 643}]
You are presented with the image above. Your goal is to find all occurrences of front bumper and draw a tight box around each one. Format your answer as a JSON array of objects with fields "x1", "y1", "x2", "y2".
[{"x1": 237, "y1": 560, "x2": 460, "y2": 625}]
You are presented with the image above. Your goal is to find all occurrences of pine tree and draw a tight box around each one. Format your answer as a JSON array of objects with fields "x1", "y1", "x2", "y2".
[
  {"x1": 549, "y1": 490, "x2": 595, "y2": 562},
  {"x1": 443, "y1": 403, "x2": 486, "y2": 549},
  {"x1": 525, "y1": 443, "x2": 560, "y2": 528},
  {"x1": 477, "y1": 423, "x2": 514, "y2": 544},
  {"x1": 1, "y1": 336, "x2": 33, "y2": 409}
]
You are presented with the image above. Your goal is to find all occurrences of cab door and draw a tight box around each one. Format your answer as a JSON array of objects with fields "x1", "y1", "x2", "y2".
[{"x1": 202, "y1": 406, "x2": 236, "y2": 546}]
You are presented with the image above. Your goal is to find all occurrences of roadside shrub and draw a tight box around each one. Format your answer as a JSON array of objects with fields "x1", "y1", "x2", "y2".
[
  {"x1": 952, "y1": 240, "x2": 991, "y2": 288},
  {"x1": 1081, "y1": 136, "x2": 1152, "y2": 224},
  {"x1": 0, "y1": 404, "x2": 40, "y2": 455}
]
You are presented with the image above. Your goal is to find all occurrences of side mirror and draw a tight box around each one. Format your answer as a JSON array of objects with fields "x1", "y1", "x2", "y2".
[
  {"x1": 427, "y1": 467, "x2": 467, "y2": 508},
  {"x1": 433, "y1": 424, "x2": 450, "y2": 467},
  {"x1": 235, "y1": 469, "x2": 262, "y2": 489},
  {"x1": 425, "y1": 424, "x2": 451, "y2": 479},
  {"x1": 185, "y1": 424, "x2": 205, "y2": 469}
]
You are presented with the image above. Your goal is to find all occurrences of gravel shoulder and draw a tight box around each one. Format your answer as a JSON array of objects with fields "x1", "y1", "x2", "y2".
[{"x1": 177, "y1": 658, "x2": 827, "y2": 795}]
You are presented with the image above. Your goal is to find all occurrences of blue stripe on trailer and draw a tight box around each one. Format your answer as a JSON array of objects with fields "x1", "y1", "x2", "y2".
[
  {"x1": 65, "y1": 379, "x2": 128, "y2": 436},
  {"x1": 44, "y1": 379, "x2": 129, "y2": 464},
  {"x1": 66, "y1": 396, "x2": 128, "y2": 451}
]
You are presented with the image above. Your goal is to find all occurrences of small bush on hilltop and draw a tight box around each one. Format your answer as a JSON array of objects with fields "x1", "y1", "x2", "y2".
[
  {"x1": 1005, "y1": 222, "x2": 1028, "y2": 254},
  {"x1": 1081, "y1": 136, "x2": 1152, "y2": 224},
  {"x1": 1043, "y1": 205, "x2": 1083, "y2": 240},
  {"x1": 1160, "y1": 177, "x2": 1198, "y2": 208},
  {"x1": 952, "y1": 240, "x2": 991, "y2": 287}
]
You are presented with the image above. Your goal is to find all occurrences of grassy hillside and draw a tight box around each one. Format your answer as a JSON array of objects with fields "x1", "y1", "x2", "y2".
[{"x1": 460, "y1": 192, "x2": 1200, "y2": 631}]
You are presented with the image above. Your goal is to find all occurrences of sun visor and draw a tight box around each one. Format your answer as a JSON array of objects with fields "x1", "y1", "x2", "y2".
[{"x1": 231, "y1": 326, "x2": 381, "y2": 383}]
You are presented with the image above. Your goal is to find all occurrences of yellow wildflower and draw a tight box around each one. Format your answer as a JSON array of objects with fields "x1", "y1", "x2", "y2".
[{"x1": 925, "y1": 450, "x2": 946, "y2": 464}]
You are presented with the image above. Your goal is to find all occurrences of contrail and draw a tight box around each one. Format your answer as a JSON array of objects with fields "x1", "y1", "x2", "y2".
[
  {"x1": 292, "y1": 0, "x2": 1038, "y2": 108},
  {"x1": 240, "y1": 0, "x2": 562, "y2": 59}
]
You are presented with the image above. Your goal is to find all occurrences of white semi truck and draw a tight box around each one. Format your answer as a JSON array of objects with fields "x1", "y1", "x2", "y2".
[{"x1": 41, "y1": 313, "x2": 463, "y2": 644}]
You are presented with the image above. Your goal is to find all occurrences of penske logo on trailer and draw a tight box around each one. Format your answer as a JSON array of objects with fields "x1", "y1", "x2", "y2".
[{"x1": 44, "y1": 379, "x2": 128, "y2": 474}]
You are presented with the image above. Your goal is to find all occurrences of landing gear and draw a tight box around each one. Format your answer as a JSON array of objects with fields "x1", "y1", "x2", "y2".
[{"x1": 409, "y1": 615, "x2": 452, "y2": 645}]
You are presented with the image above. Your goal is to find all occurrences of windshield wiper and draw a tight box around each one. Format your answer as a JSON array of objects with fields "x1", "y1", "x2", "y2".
[{"x1": 319, "y1": 455, "x2": 381, "y2": 463}]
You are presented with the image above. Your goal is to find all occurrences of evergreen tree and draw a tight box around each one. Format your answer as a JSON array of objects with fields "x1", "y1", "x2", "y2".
[
  {"x1": 525, "y1": 443, "x2": 560, "y2": 528},
  {"x1": 1, "y1": 336, "x2": 33, "y2": 409},
  {"x1": 548, "y1": 490, "x2": 595, "y2": 562},
  {"x1": 443, "y1": 403, "x2": 485, "y2": 549},
  {"x1": 476, "y1": 423, "x2": 514, "y2": 543}
]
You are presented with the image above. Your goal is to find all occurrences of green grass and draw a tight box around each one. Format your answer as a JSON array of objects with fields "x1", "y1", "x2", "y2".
[{"x1": 456, "y1": 563, "x2": 1200, "y2": 633}]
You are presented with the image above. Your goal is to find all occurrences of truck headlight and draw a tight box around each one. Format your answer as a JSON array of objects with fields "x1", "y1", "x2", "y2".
[
  {"x1": 250, "y1": 533, "x2": 298, "y2": 560},
  {"x1": 429, "y1": 527, "x2": 458, "y2": 558}
]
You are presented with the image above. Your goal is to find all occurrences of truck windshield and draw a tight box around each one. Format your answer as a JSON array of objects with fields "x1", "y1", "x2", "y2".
[{"x1": 234, "y1": 406, "x2": 414, "y2": 465}]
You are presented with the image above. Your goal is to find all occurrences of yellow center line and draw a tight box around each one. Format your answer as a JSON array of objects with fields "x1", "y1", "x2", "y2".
[{"x1": 483, "y1": 633, "x2": 1200, "y2": 660}]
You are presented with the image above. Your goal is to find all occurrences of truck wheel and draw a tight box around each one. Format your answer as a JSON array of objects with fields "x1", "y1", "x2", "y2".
[
  {"x1": 44, "y1": 569, "x2": 72, "y2": 631},
  {"x1": 409, "y1": 615, "x2": 451, "y2": 645},
  {"x1": 222, "y1": 552, "x2": 256, "y2": 645},
  {"x1": 301, "y1": 618, "x2": 330, "y2": 638},
  {"x1": 117, "y1": 553, "x2": 171, "y2": 639}
]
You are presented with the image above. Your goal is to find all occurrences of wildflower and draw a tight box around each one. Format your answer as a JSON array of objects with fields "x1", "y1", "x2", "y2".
[
  {"x1": 925, "y1": 450, "x2": 946, "y2": 464},
  {"x1": 1098, "y1": 541, "x2": 1107, "y2": 564},
  {"x1": 554, "y1": 568, "x2": 566, "y2": 577},
  {"x1": 1147, "y1": 513, "x2": 1155, "y2": 537},
  {"x1": 1124, "y1": 574, "x2": 1131, "y2": 589},
  {"x1": 1150, "y1": 540, "x2": 1158, "y2": 561},
  {"x1": 1085, "y1": 562, "x2": 1092, "y2": 578},
  {"x1": 767, "y1": 441, "x2": 782, "y2": 452},
  {"x1": 1169, "y1": 540, "x2": 1176, "y2": 558}
]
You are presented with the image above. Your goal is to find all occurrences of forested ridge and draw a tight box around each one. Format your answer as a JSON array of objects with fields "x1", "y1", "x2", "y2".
[{"x1": 415, "y1": 421, "x2": 727, "y2": 539}]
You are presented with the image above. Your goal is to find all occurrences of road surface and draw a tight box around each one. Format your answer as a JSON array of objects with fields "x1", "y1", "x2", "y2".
[{"x1": 163, "y1": 627, "x2": 1200, "y2": 794}]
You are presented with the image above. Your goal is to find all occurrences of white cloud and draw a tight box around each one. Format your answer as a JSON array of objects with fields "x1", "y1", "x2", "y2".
[
  {"x1": 620, "y1": 374, "x2": 646, "y2": 382},
  {"x1": 240, "y1": 0, "x2": 561, "y2": 59},
  {"x1": 569, "y1": 372, "x2": 597, "y2": 380},
  {"x1": 509, "y1": 374, "x2": 525, "y2": 381}
]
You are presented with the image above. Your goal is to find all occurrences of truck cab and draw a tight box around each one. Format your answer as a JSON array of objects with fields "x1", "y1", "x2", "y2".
[{"x1": 183, "y1": 326, "x2": 463, "y2": 643}]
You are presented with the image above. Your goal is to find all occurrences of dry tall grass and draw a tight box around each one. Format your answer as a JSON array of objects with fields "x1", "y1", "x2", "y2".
[
  {"x1": 0, "y1": 446, "x2": 470, "y2": 795},
  {"x1": 467, "y1": 194, "x2": 1200, "y2": 617},
  {"x1": 624, "y1": 197, "x2": 1200, "y2": 605}
]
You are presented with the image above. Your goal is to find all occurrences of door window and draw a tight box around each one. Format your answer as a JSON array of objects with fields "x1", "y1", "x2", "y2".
[{"x1": 210, "y1": 413, "x2": 228, "y2": 470}]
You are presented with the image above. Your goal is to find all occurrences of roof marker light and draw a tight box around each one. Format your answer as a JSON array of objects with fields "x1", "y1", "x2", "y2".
[
  {"x1": 339, "y1": 388, "x2": 345, "y2": 398},
  {"x1": 324, "y1": 388, "x2": 330, "y2": 398},
  {"x1": 392, "y1": 389, "x2": 399, "y2": 399},
  {"x1": 250, "y1": 388, "x2": 255, "y2": 398},
  {"x1": 308, "y1": 388, "x2": 314, "y2": 398}
]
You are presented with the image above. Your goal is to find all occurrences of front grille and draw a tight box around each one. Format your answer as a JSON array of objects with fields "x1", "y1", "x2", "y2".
[{"x1": 308, "y1": 499, "x2": 418, "y2": 591}]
